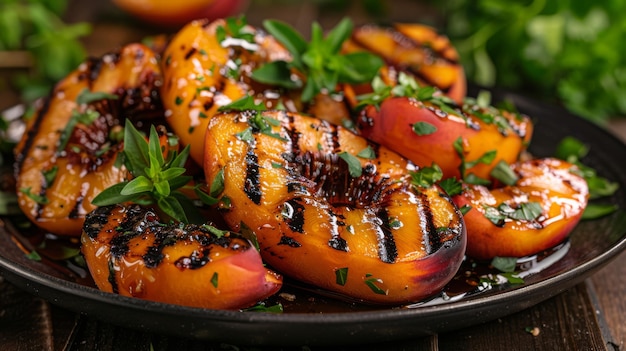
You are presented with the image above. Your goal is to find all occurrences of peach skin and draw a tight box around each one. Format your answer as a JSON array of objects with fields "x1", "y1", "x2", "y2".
[
  {"x1": 81, "y1": 204, "x2": 282, "y2": 310},
  {"x1": 358, "y1": 96, "x2": 533, "y2": 181}
]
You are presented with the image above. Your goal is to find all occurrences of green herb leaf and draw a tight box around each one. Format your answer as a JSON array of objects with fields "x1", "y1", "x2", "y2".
[
  {"x1": 20, "y1": 187, "x2": 49, "y2": 205},
  {"x1": 364, "y1": 274, "x2": 387, "y2": 295},
  {"x1": 42, "y1": 166, "x2": 58, "y2": 186},
  {"x1": 217, "y1": 95, "x2": 267, "y2": 112},
  {"x1": 356, "y1": 146, "x2": 376, "y2": 159},
  {"x1": 243, "y1": 302, "x2": 284, "y2": 313},
  {"x1": 250, "y1": 61, "x2": 301, "y2": 89},
  {"x1": 123, "y1": 119, "x2": 150, "y2": 178},
  {"x1": 210, "y1": 272, "x2": 219, "y2": 288},
  {"x1": 210, "y1": 168, "x2": 225, "y2": 197},
  {"x1": 157, "y1": 196, "x2": 188, "y2": 223},
  {"x1": 500, "y1": 272, "x2": 524, "y2": 285},
  {"x1": 439, "y1": 177, "x2": 463, "y2": 196},
  {"x1": 410, "y1": 163, "x2": 443, "y2": 188},
  {"x1": 490, "y1": 160, "x2": 519, "y2": 186},
  {"x1": 335, "y1": 267, "x2": 348, "y2": 286},
  {"x1": 412, "y1": 121, "x2": 438, "y2": 136},
  {"x1": 263, "y1": 19, "x2": 308, "y2": 59},
  {"x1": 555, "y1": 136, "x2": 588, "y2": 162},
  {"x1": 459, "y1": 204, "x2": 472, "y2": 215},
  {"x1": 217, "y1": 16, "x2": 255, "y2": 47},
  {"x1": 25, "y1": 250, "x2": 42, "y2": 261},
  {"x1": 338, "y1": 151, "x2": 362, "y2": 177},
  {"x1": 93, "y1": 122, "x2": 196, "y2": 223},
  {"x1": 257, "y1": 18, "x2": 383, "y2": 102},
  {"x1": 121, "y1": 176, "x2": 153, "y2": 195},
  {"x1": 484, "y1": 201, "x2": 543, "y2": 226},
  {"x1": 491, "y1": 256, "x2": 517, "y2": 273},
  {"x1": 239, "y1": 221, "x2": 260, "y2": 252},
  {"x1": 91, "y1": 182, "x2": 138, "y2": 206},
  {"x1": 76, "y1": 88, "x2": 118, "y2": 105}
]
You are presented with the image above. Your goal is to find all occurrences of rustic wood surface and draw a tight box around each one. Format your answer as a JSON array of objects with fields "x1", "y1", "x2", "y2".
[{"x1": 1, "y1": 1, "x2": 626, "y2": 350}]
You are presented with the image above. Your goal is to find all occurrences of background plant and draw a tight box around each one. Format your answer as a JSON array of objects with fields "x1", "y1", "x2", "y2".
[
  {"x1": 0, "y1": 0, "x2": 91, "y2": 104},
  {"x1": 433, "y1": 0, "x2": 626, "y2": 124}
]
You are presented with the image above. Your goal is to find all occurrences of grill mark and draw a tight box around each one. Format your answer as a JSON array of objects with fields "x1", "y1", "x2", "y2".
[
  {"x1": 282, "y1": 198, "x2": 305, "y2": 234},
  {"x1": 88, "y1": 56, "x2": 105, "y2": 83},
  {"x1": 374, "y1": 207, "x2": 398, "y2": 263},
  {"x1": 285, "y1": 112, "x2": 301, "y2": 156},
  {"x1": 327, "y1": 208, "x2": 348, "y2": 252},
  {"x1": 14, "y1": 97, "x2": 52, "y2": 171},
  {"x1": 350, "y1": 29, "x2": 457, "y2": 93},
  {"x1": 174, "y1": 248, "x2": 212, "y2": 269},
  {"x1": 243, "y1": 144, "x2": 262, "y2": 205},
  {"x1": 278, "y1": 235, "x2": 301, "y2": 248},
  {"x1": 68, "y1": 192, "x2": 86, "y2": 219},
  {"x1": 416, "y1": 191, "x2": 442, "y2": 254},
  {"x1": 184, "y1": 47, "x2": 197, "y2": 60},
  {"x1": 83, "y1": 205, "x2": 114, "y2": 239}
]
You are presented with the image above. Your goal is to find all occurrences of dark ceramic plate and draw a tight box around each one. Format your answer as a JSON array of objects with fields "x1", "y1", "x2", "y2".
[{"x1": 1, "y1": 90, "x2": 626, "y2": 347}]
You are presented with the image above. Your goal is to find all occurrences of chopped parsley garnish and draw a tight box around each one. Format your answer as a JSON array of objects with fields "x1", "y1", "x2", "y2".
[
  {"x1": 338, "y1": 151, "x2": 362, "y2": 177},
  {"x1": 216, "y1": 16, "x2": 256, "y2": 48},
  {"x1": 439, "y1": 177, "x2": 463, "y2": 196},
  {"x1": 490, "y1": 160, "x2": 519, "y2": 186},
  {"x1": 410, "y1": 163, "x2": 443, "y2": 188},
  {"x1": 20, "y1": 187, "x2": 49, "y2": 205},
  {"x1": 335, "y1": 267, "x2": 348, "y2": 286},
  {"x1": 490, "y1": 256, "x2": 517, "y2": 273},
  {"x1": 364, "y1": 274, "x2": 387, "y2": 295},
  {"x1": 412, "y1": 121, "x2": 438, "y2": 136},
  {"x1": 242, "y1": 302, "x2": 284, "y2": 313},
  {"x1": 484, "y1": 202, "x2": 543, "y2": 226},
  {"x1": 58, "y1": 89, "x2": 119, "y2": 153},
  {"x1": 357, "y1": 72, "x2": 459, "y2": 116},
  {"x1": 453, "y1": 137, "x2": 496, "y2": 185},
  {"x1": 210, "y1": 272, "x2": 219, "y2": 288},
  {"x1": 218, "y1": 95, "x2": 267, "y2": 112},
  {"x1": 76, "y1": 89, "x2": 118, "y2": 105},
  {"x1": 42, "y1": 166, "x2": 58, "y2": 186},
  {"x1": 356, "y1": 145, "x2": 376, "y2": 159}
]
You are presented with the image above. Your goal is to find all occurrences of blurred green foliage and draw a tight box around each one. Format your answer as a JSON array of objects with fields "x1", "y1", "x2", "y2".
[
  {"x1": 0, "y1": 0, "x2": 91, "y2": 104},
  {"x1": 434, "y1": 0, "x2": 626, "y2": 123}
]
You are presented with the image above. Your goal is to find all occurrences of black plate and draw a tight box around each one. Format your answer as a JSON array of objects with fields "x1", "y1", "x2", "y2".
[{"x1": 1, "y1": 91, "x2": 626, "y2": 346}]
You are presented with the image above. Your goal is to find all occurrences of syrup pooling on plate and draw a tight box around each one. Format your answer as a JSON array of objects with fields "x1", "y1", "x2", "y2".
[{"x1": 0, "y1": 214, "x2": 570, "y2": 312}]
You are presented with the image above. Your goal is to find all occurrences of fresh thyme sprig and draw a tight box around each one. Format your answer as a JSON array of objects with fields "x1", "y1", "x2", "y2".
[
  {"x1": 91, "y1": 120, "x2": 194, "y2": 223},
  {"x1": 251, "y1": 18, "x2": 384, "y2": 102}
]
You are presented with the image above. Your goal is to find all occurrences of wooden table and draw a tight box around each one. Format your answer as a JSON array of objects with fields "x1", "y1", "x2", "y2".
[{"x1": 1, "y1": 1, "x2": 626, "y2": 349}]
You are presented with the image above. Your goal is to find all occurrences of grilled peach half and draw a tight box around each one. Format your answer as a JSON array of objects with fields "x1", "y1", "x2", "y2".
[
  {"x1": 453, "y1": 158, "x2": 588, "y2": 260},
  {"x1": 14, "y1": 43, "x2": 163, "y2": 236},
  {"x1": 204, "y1": 110, "x2": 466, "y2": 305},
  {"x1": 343, "y1": 23, "x2": 466, "y2": 104},
  {"x1": 358, "y1": 96, "x2": 533, "y2": 181},
  {"x1": 81, "y1": 204, "x2": 282, "y2": 309}
]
